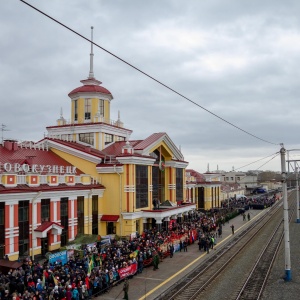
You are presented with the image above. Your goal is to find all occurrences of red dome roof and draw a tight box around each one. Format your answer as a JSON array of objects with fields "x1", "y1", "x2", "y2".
[{"x1": 68, "y1": 85, "x2": 112, "y2": 96}]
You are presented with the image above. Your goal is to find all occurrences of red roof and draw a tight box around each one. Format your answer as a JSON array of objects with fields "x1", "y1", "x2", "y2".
[
  {"x1": 186, "y1": 169, "x2": 206, "y2": 183},
  {"x1": 68, "y1": 85, "x2": 112, "y2": 96},
  {"x1": 0, "y1": 183, "x2": 105, "y2": 194},
  {"x1": 102, "y1": 140, "x2": 142, "y2": 157},
  {"x1": 101, "y1": 215, "x2": 119, "y2": 222},
  {"x1": 103, "y1": 133, "x2": 168, "y2": 156},
  {"x1": 0, "y1": 144, "x2": 83, "y2": 175},
  {"x1": 134, "y1": 133, "x2": 166, "y2": 150},
  {"x1": 34, "y1": 221, "x2": 64, "y2": 232},
  {"x1": 46, "y1": 138, "x2": 106, "y2": 159}
]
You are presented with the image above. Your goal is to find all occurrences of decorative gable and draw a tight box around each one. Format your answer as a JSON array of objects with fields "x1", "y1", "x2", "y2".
[{"x1": 122, "y1": 140, "x2": 134, "y2": 155}]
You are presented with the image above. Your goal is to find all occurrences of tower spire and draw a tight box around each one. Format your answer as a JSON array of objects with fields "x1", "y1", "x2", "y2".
[{"x1": 89, "y1": 26, "x2": 94, "y2": 79}]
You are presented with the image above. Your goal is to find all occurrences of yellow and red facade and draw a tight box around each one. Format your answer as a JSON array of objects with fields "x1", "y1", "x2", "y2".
[{"x1": 0, "y1": 40, "x2": 220, "y2": 261}]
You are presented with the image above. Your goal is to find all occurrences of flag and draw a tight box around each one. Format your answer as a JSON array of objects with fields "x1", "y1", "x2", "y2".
[
  {"x1": 88, "y1": 255, "x2": 94, "y2": 274},
  {"x1": 42, "y1": 272, "x2": 46, "y2": 288},
  {"x1": 52, "y1": 274, "x2": 58, "y2": 286}
]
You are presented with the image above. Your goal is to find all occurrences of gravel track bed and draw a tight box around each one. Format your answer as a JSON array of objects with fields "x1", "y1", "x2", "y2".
[
  {"x1": 195, "y1": 206, "x2": 283, "y2": 300},
  {"x1": 261, "y1": 210, "x2": 300, "y2": 299}
]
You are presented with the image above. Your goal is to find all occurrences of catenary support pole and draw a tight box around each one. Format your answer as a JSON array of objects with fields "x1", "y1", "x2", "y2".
[
  {"x1": 280, "y1": 145, "x2": 291, "y2": 281},
  {"x1": 295, "y1": 163, "x2": 300, "y2": 223}
]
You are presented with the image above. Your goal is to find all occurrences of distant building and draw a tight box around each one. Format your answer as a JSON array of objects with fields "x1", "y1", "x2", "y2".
[
  {"x1": 221, "y1": 171, "x2": 247, "y2": 184},
  {"x1": 186, "y1": 170, "x2": 222, "y2": 210}
]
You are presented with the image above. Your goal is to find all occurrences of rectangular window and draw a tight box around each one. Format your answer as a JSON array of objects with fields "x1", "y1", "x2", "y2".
[
  {"x1": 61, "y1": 201, "x2": 68, "y2": 217},
  {"x1": 92, "y1": 196, "x2": 98, "y2": 212},
  {"x1": 0, "y1": 209, "x2": 4, "y2": 225},
  {"x1": 152, "y1": 166, "x2": 159, "y2": 201},
  {"x1": 85, "y1": 98, "x2": 91, "y2": 120},
  {"x1": 92, "y1": 195, "x2": 98, "y2": 235},
  {"x1": 117, "y1": 136, "x2": 126, "y2": 141},
  {"x1": 18, "y1": 206, "x2": 29, "y2": 222},
  {"x1": 60, "y1": 198, "x2": 69, "y2": 246},
  {"x1": 74, "y1": 100, "x2": 78, "y2": 121},
  {"x1": 105, "y1": 133, "x2": 113, "y2": 145},
  {"x1": 77, "y1": 196, "x2": 84, "y2": 234},
  {"x1": 41, "y1": 199, "x2": 50, "y2": 221},
  {"x1": 136, "y1": 165, "x2": 148, "y2": 209},
  {"x1": 99, "y1": 99, "x2": 104, "y2": 117},
  {"x1": 176, "y1": 168, "x2": 183, "y2": 202},
  {"x1": 19, "y1": 201, "x2": 29, "y2": 257},
  {"x1": 107, "y1": 222, "x2": 116, "y2": 235},
  {"x1": 79, "y1": 133, "x2": 94, "y2": 145}
]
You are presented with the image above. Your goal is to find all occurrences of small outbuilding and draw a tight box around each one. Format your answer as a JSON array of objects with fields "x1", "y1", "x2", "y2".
[{"x1": 0, "y1": 259, "x2": 23, "y2": 274}]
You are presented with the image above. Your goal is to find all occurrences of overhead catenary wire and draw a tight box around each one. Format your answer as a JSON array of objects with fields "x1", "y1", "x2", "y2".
[
  {"x1": 255, "y1": 153, "x2": 279, "y2": 170},
  {"x1": 20, "y1": 0, "x2": 280, "y2": 147},
  {"x1": 235, "y1": 152, "x2": 280, "y2": 171}
]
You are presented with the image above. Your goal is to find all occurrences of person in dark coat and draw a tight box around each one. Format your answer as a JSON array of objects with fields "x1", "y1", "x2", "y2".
[
  {"x1": 183, "y1": 241, "x2": 188, "y2": 252},
  {"x1": 169, "y1": 244, "x2": 174, "y2": 258},
  {"x1": 123, "y1": 277, "x2": 129, "y2": 300},
  {"x1": 152, "y1": 252, "x2": 159, "y2": 271},
  {"x1": 231, "y1": 224, "x2": 235, "y2": 234}
]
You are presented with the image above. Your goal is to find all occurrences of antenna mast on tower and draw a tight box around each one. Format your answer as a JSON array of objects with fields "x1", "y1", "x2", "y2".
[{"x1": 89, "y1": 26, "x2": 94, "y2": 79}]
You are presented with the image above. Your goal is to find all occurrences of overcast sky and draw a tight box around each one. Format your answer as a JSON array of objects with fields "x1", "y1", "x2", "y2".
[{"x1": 1, "y1": 0, "x2": 300, "y2": 173}]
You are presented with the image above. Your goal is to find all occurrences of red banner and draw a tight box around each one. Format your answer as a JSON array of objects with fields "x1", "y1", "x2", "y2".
[
  {"x1": 118, "y1": 263, "x2": 137, "y2": 279},
  {"x1": 169, "y1": 219, "x2": 176, "y2": 229}
]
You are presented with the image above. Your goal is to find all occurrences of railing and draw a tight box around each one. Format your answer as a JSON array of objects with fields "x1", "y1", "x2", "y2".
[
  {"x1": 51, "y1": 116, "x2": 124, "y2": 128},
  {"x1": 40, "y1": 175, "x2": 47, "y2": 184},
  {"x1": 17, "y1": 175, "x2": 26, "y2": 184}
]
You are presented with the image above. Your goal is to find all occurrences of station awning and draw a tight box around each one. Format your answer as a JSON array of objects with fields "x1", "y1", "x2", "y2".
[{"x1": 101, "y1": 215, "x2": 119, "y2": 222}]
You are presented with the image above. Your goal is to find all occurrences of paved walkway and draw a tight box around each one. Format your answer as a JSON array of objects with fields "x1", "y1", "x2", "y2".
[{"x1": 98, "y1": 207, "x2": 267, "y2": 300}]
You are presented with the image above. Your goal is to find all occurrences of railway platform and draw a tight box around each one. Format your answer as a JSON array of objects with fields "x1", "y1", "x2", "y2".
[{"x1": 97, "y1": 207, "x2": 268, "y2": 300}]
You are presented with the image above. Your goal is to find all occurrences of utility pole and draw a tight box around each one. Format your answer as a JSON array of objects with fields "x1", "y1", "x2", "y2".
[
  {"x1": 280, "y1": 145, "x2": 291, "y2": 281},
  {"x1": 295, "y1": 163, "x2": 300, "y2": 223}
]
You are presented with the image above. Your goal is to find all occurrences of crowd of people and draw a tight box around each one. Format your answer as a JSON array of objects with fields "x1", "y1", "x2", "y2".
[
  {"x1": 222, "y1": 192, "x2": 278, "y2": 211},
  {"x1": 0, "y1": 197, "x2": 279, "y2": 300}
]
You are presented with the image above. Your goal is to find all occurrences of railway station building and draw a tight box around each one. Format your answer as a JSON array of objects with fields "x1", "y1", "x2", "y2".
[{"x1": 0, "y1": 39, "x2": 221, "y2": 260}]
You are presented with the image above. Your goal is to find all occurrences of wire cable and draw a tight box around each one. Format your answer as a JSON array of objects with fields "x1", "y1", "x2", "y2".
[
  {"x1": 234, "y1": 152, "x2": 280, "y2": 171},
  {"x1": 255, "y1": 153, "x2": 279, "y2": 170},
  {"x1": 20, "y1": 0, "x2": 280, "y2": 146}
]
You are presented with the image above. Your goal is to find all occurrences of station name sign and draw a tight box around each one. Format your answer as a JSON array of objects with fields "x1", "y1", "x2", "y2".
[{"x1": 0, "y1": 163, "x2": 77, "y2": 175}]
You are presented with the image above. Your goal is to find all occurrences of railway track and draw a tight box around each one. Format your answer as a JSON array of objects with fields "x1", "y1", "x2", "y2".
[
  {"x1": 234, "y1": 193, "x2": 295, "y2": 300},
  {"x1": 158, "y1": 191, "x2": 296, "y2": 300}
]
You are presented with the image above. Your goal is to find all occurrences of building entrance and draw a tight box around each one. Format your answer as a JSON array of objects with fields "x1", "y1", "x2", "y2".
[{"x1": 41, "y1": 237, "x2": 48, "y2": 256}]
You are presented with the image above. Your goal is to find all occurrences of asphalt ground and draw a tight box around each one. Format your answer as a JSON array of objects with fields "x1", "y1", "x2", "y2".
[{"x1": 98, "y1": 207, "x2": 268, "y2": 300}]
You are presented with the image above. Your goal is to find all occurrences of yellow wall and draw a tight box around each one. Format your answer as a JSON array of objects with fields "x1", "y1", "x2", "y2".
[
  {"x1": 77, "y1": 98, "x2": 85, "y2": 124},
  {"x1": 50, "y1": 149, "x2": 98, "y2": 178},
  {"x1": 71, "y1": 97, "x2": 111, "y2": 124},
  {"x1": 50, "y1": 142, "x2": 188, "y2": 237},
  {"x1": 104, "y1": 100, "x2": 110, "y2": 121}
]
